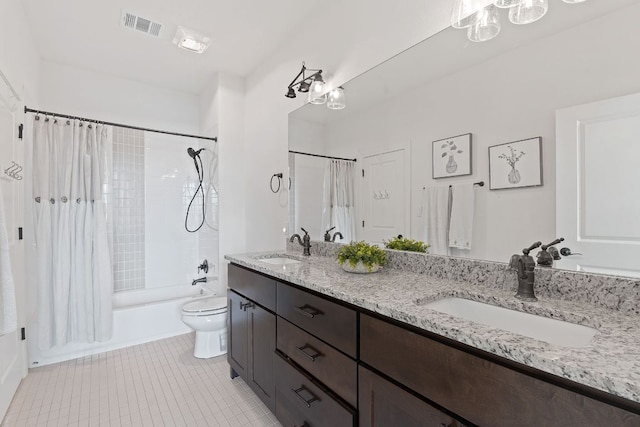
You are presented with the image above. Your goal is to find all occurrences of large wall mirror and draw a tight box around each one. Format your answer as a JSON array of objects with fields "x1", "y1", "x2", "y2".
[{"x1": 288, "y1": 0, "x2": 640, "y2": 278}]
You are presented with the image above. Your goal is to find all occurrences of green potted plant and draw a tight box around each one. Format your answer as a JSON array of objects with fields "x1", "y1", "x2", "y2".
[
  {"x1": 384, "y1": 235, "x2": 429, "y2": 253},
  {"x1": 337, "y1": 241, "x2": 387, "y2": 273}
]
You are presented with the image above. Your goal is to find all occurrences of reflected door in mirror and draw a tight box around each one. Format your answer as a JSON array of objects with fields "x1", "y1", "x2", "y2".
[
  {"x1": 361, "y1": 148, "x2": 409, "y2": 245},
  {"x1": 556, "y1": 92, "x2": 640, "y2": 278}
]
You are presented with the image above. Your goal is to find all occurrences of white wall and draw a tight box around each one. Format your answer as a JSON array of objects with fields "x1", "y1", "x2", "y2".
[
  {"x1": 200, "y1": 73, "x2": 246, "y2": 288},
  {"x1": 39, "y1": 61, "x2": 199, "y2": 133},
  {"x1": 320, "y1": 5, "x2": 640, "y2": 263},
  {"x1": 0, "y1": 0, "x2": 41, "y2": 419},
  {"x1": 237, "y1": 0, "x2": 456, "y2": 253}
]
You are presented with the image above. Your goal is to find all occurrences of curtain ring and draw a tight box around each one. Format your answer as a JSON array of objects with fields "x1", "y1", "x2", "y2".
[
  {"x1": 76, "y1": 198, "x2": 81, "y2": 204},
  {"x1": 35, "y1": 115, "x2": 40, "y2": 121},
  {"x1": 61, "y1": 196, "x2": 68, "y2": 203},
  {"x1": 50, "y1": 198, "x2": 55, "y2": 204},
  {"x1": 35, "y1": 196, "x2": 41, "y2": 203}
]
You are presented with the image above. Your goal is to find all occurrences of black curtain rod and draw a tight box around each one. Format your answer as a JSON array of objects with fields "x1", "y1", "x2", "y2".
[
  {"x1": 289, "y1": 150, "x2": 356, "y2": 162},
  {"x1": 423, "y1": 181, "x2": 484, "y2": 189},
  {"x1": 24, "y1": 107, "x2": 217, "y2": 142}
]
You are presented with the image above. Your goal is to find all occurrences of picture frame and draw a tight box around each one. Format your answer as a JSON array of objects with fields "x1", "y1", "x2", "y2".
[
  {"x1": 488, "y1": 137, "x2": 542, "y2": 190},
  {"x1": 432, "y1": 133, "x2": 472, "y2": 179}
]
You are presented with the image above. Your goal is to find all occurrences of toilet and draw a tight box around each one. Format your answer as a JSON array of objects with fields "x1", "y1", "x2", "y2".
[{"x1": 181, "y1": 296, "x2": 228, "y2": 359}]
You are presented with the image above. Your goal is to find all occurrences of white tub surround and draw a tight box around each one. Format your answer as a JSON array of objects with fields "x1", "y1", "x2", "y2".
[{"x1": 227, "y1": 245, "x2": 640, "y2": 404}]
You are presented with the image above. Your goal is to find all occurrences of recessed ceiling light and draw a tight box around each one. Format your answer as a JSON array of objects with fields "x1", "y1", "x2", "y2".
[{"x1": 173, "y1": 26, "x2": 211, "y2": 54}]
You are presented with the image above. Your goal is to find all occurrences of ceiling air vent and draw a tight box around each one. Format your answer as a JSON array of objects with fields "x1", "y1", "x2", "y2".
[{"x1": 121, "y1": 11, "x2": 163, "y2": 37}]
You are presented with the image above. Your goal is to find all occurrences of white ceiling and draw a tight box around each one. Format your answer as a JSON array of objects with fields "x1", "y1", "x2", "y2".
[{"x1": 21, "y1": 0, "x2": 326, "y2": 94}]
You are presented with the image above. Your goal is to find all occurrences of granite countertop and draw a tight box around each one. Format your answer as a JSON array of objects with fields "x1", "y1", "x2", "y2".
[{"x1": 225, "y1": 251, "x2": 640, "y2": 404}]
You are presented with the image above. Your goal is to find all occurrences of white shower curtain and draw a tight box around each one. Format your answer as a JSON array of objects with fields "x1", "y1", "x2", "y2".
[
  {"x1": 321, "y1": 159, "x2": 356, "y2": 242},
  {"x1": 32, "y1": 117, "x2": 113, "y2": 349}
]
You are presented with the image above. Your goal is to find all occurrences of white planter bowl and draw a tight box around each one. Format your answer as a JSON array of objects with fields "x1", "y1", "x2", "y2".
[{"x1": 340, "y1": 261, "x2": 382, "y2": 274}]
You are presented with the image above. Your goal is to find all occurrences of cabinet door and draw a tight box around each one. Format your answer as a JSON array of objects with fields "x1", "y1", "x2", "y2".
[
  {"x1": 359, "y1": 366, "x2": 464, "y2": 427},
  {"x1": 247, "y1": 303, "x2": 276, "y2": 413},
  {"x1": 228, "y1": 290, "x2": 248, "y2": 378}
]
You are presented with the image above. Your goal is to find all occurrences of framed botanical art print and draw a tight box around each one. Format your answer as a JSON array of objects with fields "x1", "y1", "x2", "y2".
[
  {"x1": 488, "y1": 137, "x2": 542, "y2": 190},
  {"x1": 432, "y1": 133, "x2": 472, "y2": 179}
]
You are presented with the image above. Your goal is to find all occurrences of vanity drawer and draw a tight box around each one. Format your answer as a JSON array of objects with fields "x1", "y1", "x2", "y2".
[
  {"x1": 274, "y1": 353, "x2": 355, "y2": 427},
  {"x1": 228, "y1": 263, "x2": 276, "y2": 311},
  {"x1": 277, "y1": 283, "x2": 357, "y2": 357},
  {"x1": 277, "y1": 317, "x2": 357, "y2": 407}
]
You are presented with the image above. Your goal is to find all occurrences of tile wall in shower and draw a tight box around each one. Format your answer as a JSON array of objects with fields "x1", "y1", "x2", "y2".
[{"x1": 112, "y1": 127, "x2": 145, "y2": 292}]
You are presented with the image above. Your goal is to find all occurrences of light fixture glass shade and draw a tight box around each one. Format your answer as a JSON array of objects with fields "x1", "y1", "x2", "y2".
[
  {"x1": 509, "y1": 0, "x2": 548, "y2": 24},
  {"x1": 451, "y1": 0, "x2": 486, "y2": 28},
  {"x1": 327, "y1": 87, "x2": 346, "y2": 110},
  {"x1": 308, "y1": 80, "x2": 326, "y2": 104},
  {"x1": 562, "y1": 0, "x2": 587, "y2": 3},
  {"x1": 468, "y1": 5, "x2": 501, "y2": 42},
  {"x1": 493, "y1": 0, "x2": 523, "y2": 8}
]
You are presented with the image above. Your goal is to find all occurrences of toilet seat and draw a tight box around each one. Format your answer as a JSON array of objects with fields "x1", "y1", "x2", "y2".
[{"x1": 182, "y1": 296, "x2": 227, "y2": 316}]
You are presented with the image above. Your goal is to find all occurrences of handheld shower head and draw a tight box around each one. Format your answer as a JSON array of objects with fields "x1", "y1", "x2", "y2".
[
  {"x1": 187, "y1": 147, "x2": 204, "y2": 173},
  {"x1": 187, "y1": 147, "x2": 204, "y2": 159}
]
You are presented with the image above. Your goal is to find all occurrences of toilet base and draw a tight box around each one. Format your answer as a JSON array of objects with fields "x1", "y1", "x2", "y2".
[{"x1": 193, "y1": 328, "x2": 228, "y2": 359}]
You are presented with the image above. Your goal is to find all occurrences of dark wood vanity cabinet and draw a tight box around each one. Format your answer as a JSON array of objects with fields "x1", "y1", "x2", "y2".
[
  {"x1": 227, "y1": 265, "x2": 277, "y2": 413},
  {"x1": 360, "y1": 314, "x2": 640, "y2": 427},
  {"x1": 359, "y1": 366, "x2": 464, "y2": 427},
  {"x1": 275, "y1": 282, "x2": 358, "y2": 427},
  {"x1": 228, "y1": 262, "x2": 640, "y2": 427}
]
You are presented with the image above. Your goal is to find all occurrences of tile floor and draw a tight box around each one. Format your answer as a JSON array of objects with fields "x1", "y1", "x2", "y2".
[{"x1": 1, "y1": 333, "x2": 282, "y2": 427}]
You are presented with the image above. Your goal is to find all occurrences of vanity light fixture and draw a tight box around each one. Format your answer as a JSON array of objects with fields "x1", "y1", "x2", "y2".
[
  {"x1": 468, "y1": 4, "x2": 501, "y2": 42},
  {"x1": 173, "y1": 26, "x2": 211, "y2": 53},
  {"x1": 285, "y1": 62, "x2": 324, "y2": 101},
  {"x1": 452, "y1": 0, "x2": 587, "y2": 42},
  {"x1": 327, "y1": 87, "x2": 346, "y2": 110}
]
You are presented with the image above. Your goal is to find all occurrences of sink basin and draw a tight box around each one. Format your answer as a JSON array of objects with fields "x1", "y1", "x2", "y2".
[
  {"x1": 258, "y1": 257, "x2": 302, "y2": 265},
  {"x1": 423, "y1": 298, "x2": 597, "y2": 348}
]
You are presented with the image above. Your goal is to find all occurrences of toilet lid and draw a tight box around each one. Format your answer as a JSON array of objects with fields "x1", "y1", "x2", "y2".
[{"x1": 182, "y1": 296, "x2": 227, "y2": 313}]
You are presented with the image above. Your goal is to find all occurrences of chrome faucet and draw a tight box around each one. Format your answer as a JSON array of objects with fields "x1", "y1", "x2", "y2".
[
  {"x1": 509, "y1": 241, "x2": 542, "y2": 301},
  {"x1": 290, "y1": 227, "x2": 312, "y2": 256},
  {"x1": 324, "y1": 227, "x2": 343, "y2": 242}
]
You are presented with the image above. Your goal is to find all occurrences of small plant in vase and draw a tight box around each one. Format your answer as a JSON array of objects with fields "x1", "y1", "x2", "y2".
[
  {"x1": 498, "y1": 146, "x2": 526, "y2": 184},
  {"x1": 384, "y1": 235, "x2": 429, "y2": 253},
  {"x1": 441, "y1": 139, "x2": 464, "y2": 174},
  {"x1": 337, "y1": 241, "x2": 387, "y2": 273}
]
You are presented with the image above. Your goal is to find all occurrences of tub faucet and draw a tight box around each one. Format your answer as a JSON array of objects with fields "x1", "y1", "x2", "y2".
[
  {"x1": 290, "y1": 227, "x2": 312, "y2": 256},
  {"x1": 192, "y1": 277, "x2": 207, "y2": 286},
  {"x1": 509, "y1": 241, "x2": 542, "y2": 302}
]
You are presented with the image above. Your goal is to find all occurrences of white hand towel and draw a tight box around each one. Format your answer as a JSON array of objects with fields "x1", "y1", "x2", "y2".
[
  {"x1": 0, "y1": 184, "x2": 17, "y2": 335},
  {"x1": 449, "y1": 183, "x2": 475, "y2": 250},
  {"x1": 421, "y1": 186, "x2": 450, "y2": 255}
]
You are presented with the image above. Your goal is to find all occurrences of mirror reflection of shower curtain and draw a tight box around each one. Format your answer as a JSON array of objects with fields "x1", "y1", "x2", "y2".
[
  {"x1": 31, "y1": 117, "x2": 113, "y2": 349},
  {"x1": 321, "y1": 159, "x2": 356, "y2": 242}
]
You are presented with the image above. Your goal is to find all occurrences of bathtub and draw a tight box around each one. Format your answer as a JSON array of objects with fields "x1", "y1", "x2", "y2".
[{"x1": 27, "y1": 281, "x2": 222, "y2": 368}]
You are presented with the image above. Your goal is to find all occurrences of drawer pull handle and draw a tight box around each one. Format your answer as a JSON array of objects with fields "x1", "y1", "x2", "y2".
[
  {"x1": 240, "y1": 301, "x2": 254, "y2": 311},
  {"x1": 294, "y1": 304, "x2": 323, "y2": 318},
  {"x1": 291, "y1": 386, "x2": 319, "y2": 408},
  {"x1": 295, "y1": 344, "x2": 322, "y2": 362}
]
